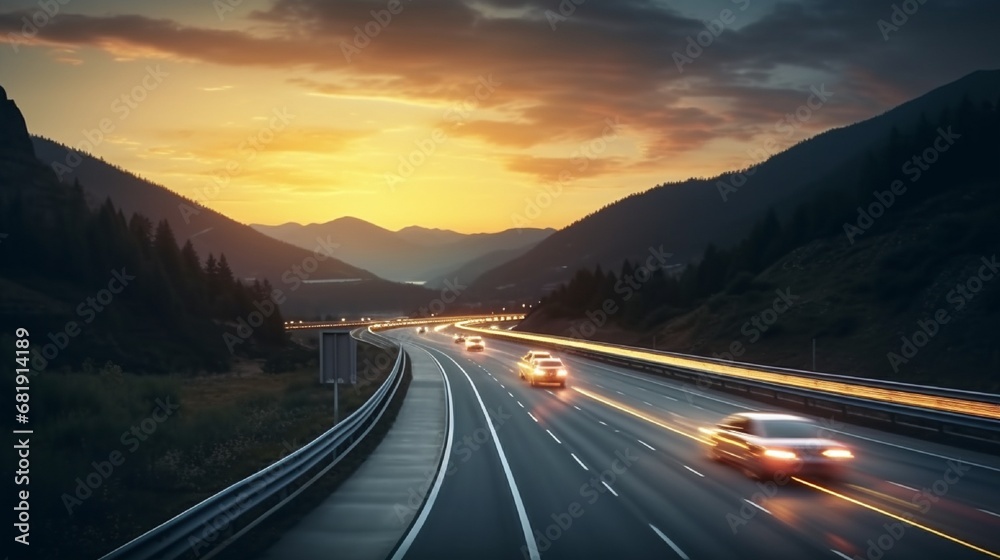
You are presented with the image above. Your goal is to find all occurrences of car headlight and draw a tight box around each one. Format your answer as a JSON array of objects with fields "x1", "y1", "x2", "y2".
[
  {"x1": 763, "y1": 449, "x2": 797, "y2": 460},
  {"x1": 557, "y1": 369, "x2": 567, "y2": 376},
  {"x1": 534, "y1": 369, "x2": 545, "y2": 376},
  {"x1": 822, "y1": 448, "x2": 853, "y2": 459}
]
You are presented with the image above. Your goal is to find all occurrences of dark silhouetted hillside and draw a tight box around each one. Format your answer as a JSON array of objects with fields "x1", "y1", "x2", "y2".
[
  {"x1": 473, "y1": 70, "x2": 1000, "y2": 301},
  {"x1": 520, "y1": 80, "x2": 1000, "y2": 390}
]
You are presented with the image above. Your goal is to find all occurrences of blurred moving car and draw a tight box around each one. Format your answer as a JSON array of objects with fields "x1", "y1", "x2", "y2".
[
  {"x1": 702, "y1": 412, "x2": 853, "y2": 480},
  {"x1": 519, "y1": 356, "x2": 567, "y2": 388},
  {"x1": 415, "y1": 326, "x2": 426, "y2": 334},
  {"x1": 465, "y1": 336, "x2": 485, "y2": 351},
  {"x1": 454, "y1": 334, "x2": 465, "y2": 343}
]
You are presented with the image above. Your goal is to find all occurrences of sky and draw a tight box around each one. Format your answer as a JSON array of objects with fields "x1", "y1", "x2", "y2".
[{"x1": 1, "y1": 0, "x2": 998, "y2": 233}]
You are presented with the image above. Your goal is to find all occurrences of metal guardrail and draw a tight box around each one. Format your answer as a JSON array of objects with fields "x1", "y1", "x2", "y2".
[
  {"x1": 458, "y1": 319, "x2": 1000, "y2": 449},
  {"x1": 100, "y1": 331, "x2": 407, "y2": 560}
]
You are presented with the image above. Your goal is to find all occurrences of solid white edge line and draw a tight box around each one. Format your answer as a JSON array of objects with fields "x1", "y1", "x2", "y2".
[
  {"x1": 888, "y1": 481, "x2": 917, "y2": 492},
  {"x1": 435, "y1": 351, "x2": 541, "y2": 560},
  {"x1": 570, "y1": 453, "x2": 589, "y2": 471},
  {"x1": 979, "y1": 508, "x2": 1000, "y2": 518},
  {"x1": 831, "y1": 549, "x2": 853, "y2": 560},
  {"x1": 637, "y1": 439, "x2": 655, "y2": 451},
  {"x1": 546, "y1": 429, "x2": 562, "y2": 444},
  {"x1": 822, "y1": 428, "x2": 1000, "y2": 473},
  {"x1": 649, "y1": 524, "x2": 690, "y2": 560},
  {"x1": 684, "y1": 466, "x2": 704, "y2": 477},
  {"x1": 390, "y1": 347, "x2": 455, "y2": 560},
  {"x1": 601, "y1": 481, "x2": 619, "y2": 497}
]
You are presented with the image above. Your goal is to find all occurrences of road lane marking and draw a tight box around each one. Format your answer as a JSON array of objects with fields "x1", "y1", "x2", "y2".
[
  {"x1": 571, "y1": 453, "x2": 589, "y2": 471},
  {"x1": 831, "y1": 550, "x2": 853, "y2": 560},
  {"x1": 821, "y1": 428, "x2": 1000, "y2": 473},
  {"x1": 616, "y1": 390, "x2": 625, "y2": 395},
  {"x1": 575, "y1": 361, "x2": 755, "y2": 409},
  {"x1": 601, "y1": 481, "x2": 618, "y2": 497},
  {"x1": 546, "y1": 430, "x2": 562, "y2": 444},
  {"x1": 744, "y1": 499, "x2": 771, "y2": 514},
  {"x1": 888, "y1": 481, "x2": 917, "y2": 492},
  {"x1": 528, "y1": 412, "x2": 539, "y2": 423},
  {"x1": 649, "y1": 524, "x2": 689, "y2": 560},
  {"x1": 390, "y1": 348, "x2": 456, "y2": 560},
  {"x1": 637, "y1": 439, "x2": 655, "y2": 451},
  {"x1": 598, "y1": 420, "x2": 608, "y2": 426},
  {"x1": 573, "y1": 405, "x2": 582, "y2": 411},
  {"x1": 435, "y1": 351, "x2": 541, "y2": 560},
  {"x1": 661, "y1": 395, "x2": 678, "y2": 401},
  {"x1": 684, "y1": 466, "x2": 704, "y2": 477},
  {"x1": 979, "y1": 509, "x2": 1000, "y2": 519},
  {"x1": 573, "y1": 387, "x2": 710, "y2": 444},
  {"x1": 517, "y1": 401, "x2": 524, "y2": 408},
  {"x1": 795, "y1": 477, "x2": 1000, "y2": 559}
]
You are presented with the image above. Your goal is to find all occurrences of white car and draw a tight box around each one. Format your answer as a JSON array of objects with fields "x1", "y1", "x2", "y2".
[
  {"x1": 519, "y1": 356, "x2": 567, "y2": 388},
  {"x1": 465, "y1": 336, "x2": 485, "y2": 351},
  {"x1": 703, "y1": 412, "x2": 853, "y2": 480}
]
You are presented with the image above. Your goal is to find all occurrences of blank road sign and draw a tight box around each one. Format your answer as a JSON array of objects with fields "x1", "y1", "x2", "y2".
[{"x1": 320, "y1": 329, "x2": 357, "y2": 384}]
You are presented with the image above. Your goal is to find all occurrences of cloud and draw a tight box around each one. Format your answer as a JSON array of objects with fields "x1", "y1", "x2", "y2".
[{"x1": 2, "y1": 0, "x2": 998, "y2": 180}]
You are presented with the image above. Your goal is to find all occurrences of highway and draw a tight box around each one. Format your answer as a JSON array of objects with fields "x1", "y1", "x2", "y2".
[{"x1": 385, "y1": 327, "x2": 1000, "y2": 560}]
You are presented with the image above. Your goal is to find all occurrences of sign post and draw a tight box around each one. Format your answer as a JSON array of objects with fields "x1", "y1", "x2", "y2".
[{"x1": 320, "y1": 329, "x2": 357, "y2": 425}]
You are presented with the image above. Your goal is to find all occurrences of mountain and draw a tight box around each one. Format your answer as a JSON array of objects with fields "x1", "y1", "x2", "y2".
[
  {"x1": 252, "y1": 218, "x2": 554, "y2": 284},
  {"x1": 29, "y1": 138, "x2": 437, "y2": 315},
  {"x1": 518, "y1": 81, "x2": 1000, "y2": 390},
  {"x1": 1, "y1": 87, "x2": 286, "y2": 373},
  {"x1": 471, "y1": 70, "x2": 1000, "y2": 300},
  {"x1": 424, "y1": 241, "x2": 541, "y2": 289},
  {"x1": 396, "y1": 225, "x2": 467, "y2": 246}
]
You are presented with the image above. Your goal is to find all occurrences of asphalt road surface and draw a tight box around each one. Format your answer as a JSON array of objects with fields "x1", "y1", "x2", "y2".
[{"x1": 389, "y1": 327, "x2": 1000, "y2": 560}]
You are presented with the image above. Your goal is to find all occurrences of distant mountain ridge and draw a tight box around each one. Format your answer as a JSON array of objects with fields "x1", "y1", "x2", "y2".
[
  {"x1": 29, "y1": 137, "x2": 440, "y2": 315},
  {"x1": 469, "y1": 70, "x2": 1000, "y2": 300},
  {"x1": 252, "y1": 217, "x2": 554, "y2": 286}
]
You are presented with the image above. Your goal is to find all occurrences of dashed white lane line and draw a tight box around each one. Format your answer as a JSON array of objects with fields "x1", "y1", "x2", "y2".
[
  {"x1": 831, "y1": 550, "x2": 853, "y2": 560},
  {"x1": 546, "y1": 430, "x2": 562, "y2": 444},
  {"x1": 691, "y1": 404, "x2": 705, "y2": 411},
  {"x1": 527, "y1": 412, "x2": 539, "y2": 423},
  {"x1": 616, "y1": 390, "x2": 625, "y2": 395},
  {"x1": 643, "y1": 401, "x2": 653, "y2": 406},
  {"x1": 598, "y1": 420, "x2": 608, "y2": 426},
  {"x1": 637, "y1": 439, "x2": 655, "y2": 451},
  {"x1": 508, "y1": 391, "x2": 514, "y2": 398},
  {"x1": 517, "y1": 401, "x2": 525, "y2": 408},
  {"x1": 571, "y1": 453, "x2": 589, "y2": 471},
  {"x1": 744, "y1": 499, "x2": 771, "y2": 515},
  {"x1": 661, "y1": 395, "x2": 678, "y2": 402},
  {"x1": 684, "y1": 465, "x2": 704, "y2": 477},
  {"x1": 500, "y1": 383, "x2": 505, "y2": 388},
  {"x1": 888, "y1": 481, "x2": 917, "y2": 492},
  {"x1": 573, "y1": 405, "x2": 582, "y2": 411},
  {"x1": 546, "y1": 390, "x2": 554, "y2": 396},
  {"x1": 649, "y1": 524, "x2": 689, "y2": 560},
  {"x1": 601, "y1": 481, "x2": 619, "y2": 497}
]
